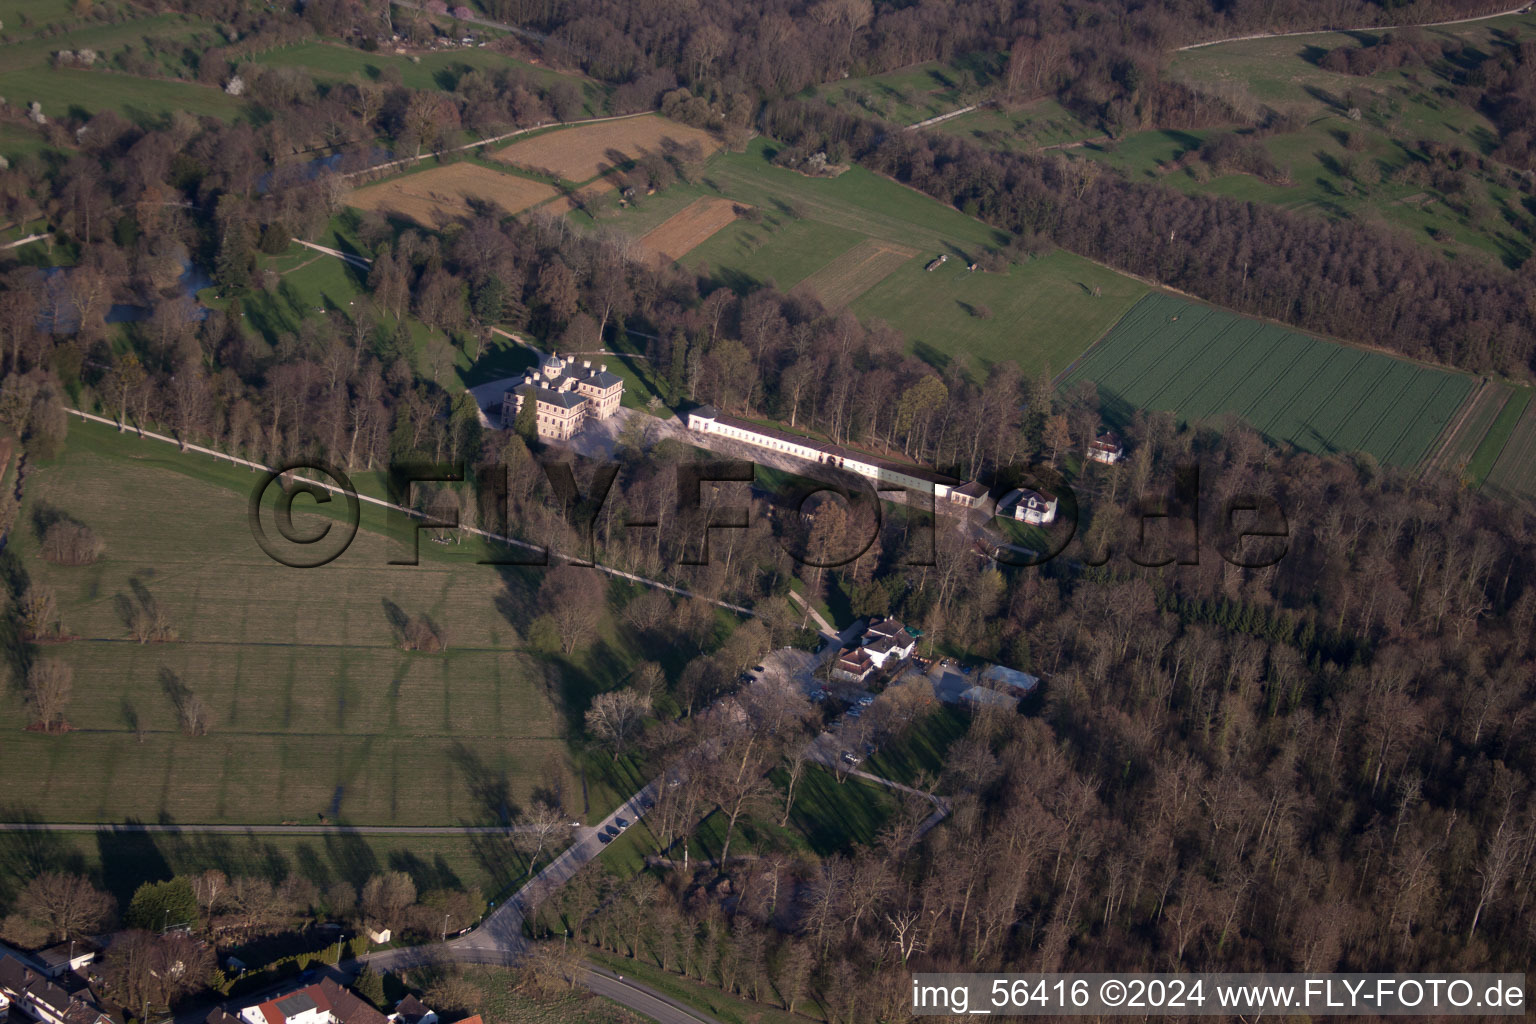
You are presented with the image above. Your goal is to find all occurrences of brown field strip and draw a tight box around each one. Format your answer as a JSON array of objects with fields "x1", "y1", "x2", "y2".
[
  {"x1": 493, "y1": 114, "x2": 720, "y2": 183},
  {"x1": 799, "y1": 238, "x2": 919, "y2": 308},
  {"x1": 349, "y1": 163, "x2": 557, "y2": 228},
  {"x1": 638, "y1": 197, "x2": 743, "y2": 263},
  {"x1": 1484, "y1": 398, "x2": 1536, "y2": 506},
  {"x1": 543, "y1": 176, "x2": 619, "y2": 214},
  {"x1": 1421, "y1": 378, "x2": 1502, "y2": 479}
]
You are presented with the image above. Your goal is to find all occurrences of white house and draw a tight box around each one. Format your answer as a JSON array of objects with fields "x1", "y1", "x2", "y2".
[
  {"x1": 1012, "y1": 488, "x2": 1058, "y2": 525},
  {"x1": 36, "y1": 944, "x2": 94, "y2": 980},
  {"x1": 1088, "y1": 431, "x2": 1124, "y2": 465},
  {"x1": 861, "y1": 618, "x2": 916, "y2": 670},
  {"x1": 241, "y1": 987, "x2": 332, "y2": 1024},
  {"x1": 832, "y1": 646, "x2": 875, "y2": 684}
]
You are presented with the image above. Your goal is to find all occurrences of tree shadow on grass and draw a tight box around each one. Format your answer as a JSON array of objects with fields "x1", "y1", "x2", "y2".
[{"x1": 447, "y1": 741, "x2": 518, "y2": 826}]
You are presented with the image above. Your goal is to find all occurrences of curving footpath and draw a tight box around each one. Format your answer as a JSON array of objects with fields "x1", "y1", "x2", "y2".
[{"x1": 1175, "y1": 2, "x2": 1532, "y2": 50}]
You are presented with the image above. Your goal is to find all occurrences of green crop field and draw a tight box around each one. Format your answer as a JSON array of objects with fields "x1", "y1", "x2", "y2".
[
  {"x1": 586, "y1": 139, "x2": 1148, "y2": 377},
  {"x1": 1482, "y1": 397, "x2": 1536, "y2": 507},
  {"x1": 1064, "y1": 293, "x2": 1475, "y2": 468},
  {"x1": 0, "y1": 417, "x2": 683, "y2": 826},
  {"x1": 1465, "y1": 386, "x2": 1532, "y2": 486}
]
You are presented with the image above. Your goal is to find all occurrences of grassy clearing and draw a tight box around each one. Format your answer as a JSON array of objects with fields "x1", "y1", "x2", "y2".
[
  {"x1": 864, "y1": 705, "x2": 968, "y2": 787},
  {"x1": 0, "y1": 829, "x2": 531, "y2": 911},
  {"x1": 460, "y1": 966, "x2": 648, "y2": 1024},
  {"x1": 851, "y1": 248, "x2": 1148, "y2": 377},
  {"x1": 250, "y1": 41, "x2": 606, "y2": 115},
  {"x1": 933, "y1": 97, "x2": 1101, "y2": 151},
  {"x1": 1065, "y1": 292, "x2": 1474, "y2": 469},
  {"x1": 0, "y1": 66, "x2": 244, "y2": 123},
  {"x1": 587, "y1": 140, "x2": 1147, "y2": 378},
  {"x1": 1, "y1": 417, "x2": 696, "y2": 825},
  {"x1": 1157, "y1": 10, "x2": 1536, "y2": 266},
  {"x1": 813, "y1": 53, "x2": 998, "y2": 126}
]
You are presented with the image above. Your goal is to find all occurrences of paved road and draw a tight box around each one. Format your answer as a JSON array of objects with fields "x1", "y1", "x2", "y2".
[
  {"x1": 582, "y1": 965, "x2": 719, "y2": 1024},
  {"x1": 358, "y1": 783, "x2": 660, "y2": 972}
]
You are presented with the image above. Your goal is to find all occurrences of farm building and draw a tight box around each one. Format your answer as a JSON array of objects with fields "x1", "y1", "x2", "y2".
[
  {"x1": 1011, "y1": 488, "x2": 1058, "y2": 525},
  {"x1": 1088, "y1": 431, "x2": 1124, "y2": 464},
  {"x1": 502, "y1": 351, "x2": 623, "y2": 441},
  {"x1": 686, "y1": 407, "x2": 982, "y2": 507}
]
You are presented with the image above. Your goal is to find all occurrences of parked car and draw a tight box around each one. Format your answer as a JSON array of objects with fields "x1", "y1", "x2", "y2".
[
  {"x1": 857, "y1": 695, "x2": 874, "y2": 706},
  {"x1": 841, "y1": 750, "x2": 861, "y2": 765},
  {"x1": 598, "y1": 832, "x2": 612, "y2": 844},
  {"x1": 615, "y1": 816, "x2": 630, "y2": 829},
  {"x1": 604, "y1": 824, "x2": 621, "y2": 838},
  {"x1": 846, "y1": 707, "x2": 862, "y2": 719}
]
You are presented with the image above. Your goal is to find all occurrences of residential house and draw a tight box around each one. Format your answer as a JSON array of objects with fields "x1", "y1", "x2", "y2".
[
  {"x1": 946, "y1": 481, "x2": 988, "y2": 508},
  {"x1": 501, "y1": 351, "x2": 624, "y2": 441},
  {"x1": 389, "y1": 997, "x2": 436, "y2": 1024},
  {"x1": 861, "y1": 618, "x2": 916, "y2": 670},
  {"x1": 1012, "y1": 488, "x2": 1057, "y2": 525},
  {"x1": 0, "y1": 956, "x2": 116, "y2": 1024},
  {"x1": 35, "y1": 945, "x2": 93, "y2": 981},
  {"x1": 832, "y1": 646, "x2": 875, "y2": 684},
  {"x1": 238, "y1": 980, "x2": 388, "y2": 1024},
  {"x1": 1088, "y1": 432, "x2": 1124, "y2": 465}
]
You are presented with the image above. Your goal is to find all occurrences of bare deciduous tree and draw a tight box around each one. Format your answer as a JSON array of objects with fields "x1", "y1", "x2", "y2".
[
  {"x1": 585, "y1": 687, "x2": 650, "y2": 761},
  {"x1": 26, "y1": 659, "x2": 73, "y2": 731}
]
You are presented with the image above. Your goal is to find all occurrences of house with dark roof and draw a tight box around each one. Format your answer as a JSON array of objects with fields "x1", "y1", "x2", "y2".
[
  {"x1": 1011, "y1": 488, "x2": 1058, "y2": 525},
  {"x1": 0, "y1": 956, "x2": 116, "y2": 1024},
  {"x1": 388, "y1": 996, "x2": 435, "y2": 1024},
  {"x1": 35, "y1": 944, "x2": 93, "y2": 980},
  {"x1": 947, "y1": 481, "x2": 988, "y2": 507},
  {"x1": 238, "y1": 980, "x2": 391, "y2": 1024},
  {"x1": 832, "y1": 646, "x2": 875, "y2": 684},
  {"x1": 501, "y1": 351, "x2": 623, "y2": 440},
  {"x1": 860, "y1": 618, "x2": 916, "y2": 670}
]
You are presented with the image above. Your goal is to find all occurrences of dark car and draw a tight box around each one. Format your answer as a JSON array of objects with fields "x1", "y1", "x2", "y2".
[
  {"x1": 615, "y1": 816, "x2": 630, "y2": 829},
  {"x1": 604, "y1": 824, "x2": 621, "y2": 838},
  {"x1": 598, "y1": 832, "x2": 612, "y2": 844}
]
